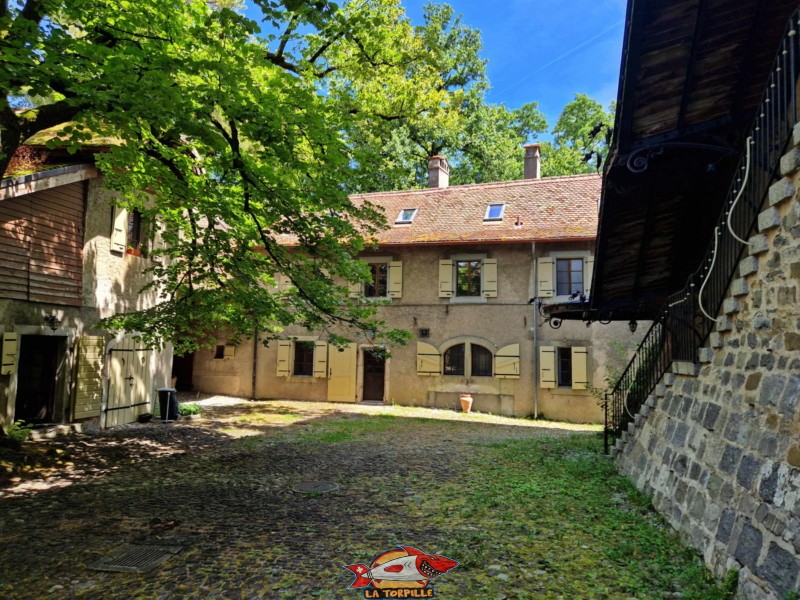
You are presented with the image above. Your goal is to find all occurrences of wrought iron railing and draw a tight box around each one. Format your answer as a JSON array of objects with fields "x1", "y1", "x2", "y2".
[{"x1": 604, "y1": 9, "x2": 800, "y2": 452}]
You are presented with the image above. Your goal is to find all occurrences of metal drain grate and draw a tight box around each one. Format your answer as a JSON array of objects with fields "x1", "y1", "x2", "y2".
[
  {"x1": 89, "y1": 545, "x2": 182, "y2": 574},
  {"x1": 292, "y1": 480, "x2": 339, "y2": 494}
]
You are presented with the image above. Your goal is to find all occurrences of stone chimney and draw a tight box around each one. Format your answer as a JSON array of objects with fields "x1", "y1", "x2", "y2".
[
  {"x1": 524, "y1": 144, "x2": 541, "y2": 180},
  {"x1": 428, "y1": 155, "x2": 450, "y2": 189}
]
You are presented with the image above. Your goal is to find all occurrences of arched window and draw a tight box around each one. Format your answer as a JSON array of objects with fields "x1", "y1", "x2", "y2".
[
  {"x1": 443, "y1": 344, "x2": 465, "y2": 376},
  {"x1": 471, "y1": 345, "x2": 493, "y2": 377}
]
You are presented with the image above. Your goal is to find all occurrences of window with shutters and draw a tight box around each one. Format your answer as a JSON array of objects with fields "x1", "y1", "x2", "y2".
[
  {"x1": 537, "y1": 253, "x2": 593, "y2": 299},
  {"x1": 540, "y1": 346, "x2": 589, "y2": 390},
  {"x1": 442, "y1": 341, "x2": 495, "y2": 377},
  {"x1": 439, "y1": 255, "x2": 497, "y2": 300},
  {"x1": 351, "y1": 257, "x2": 402, "y2": 300},
  {"x1": 293, "y1": 341, "x2": 315, "y2": 376}
]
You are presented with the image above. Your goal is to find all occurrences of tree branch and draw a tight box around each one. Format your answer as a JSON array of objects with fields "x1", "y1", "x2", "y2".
[{"x1": 20, "y1": 0, "x2": 46, "y2": 24}]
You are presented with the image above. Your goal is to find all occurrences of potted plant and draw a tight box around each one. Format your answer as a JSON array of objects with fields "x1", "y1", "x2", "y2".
[{"x1": 459, "y1": 378, "x2": 473, "y2": 413}]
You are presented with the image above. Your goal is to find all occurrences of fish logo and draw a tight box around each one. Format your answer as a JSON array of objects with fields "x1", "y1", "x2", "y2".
[{"x1": 344, "y1": 546, "x2": 458, "y2": 598}]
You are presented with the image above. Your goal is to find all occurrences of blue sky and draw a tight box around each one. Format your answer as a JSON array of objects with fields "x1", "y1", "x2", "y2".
[
  {"x1": 245, "y1": 0, "x2": 627, "y2": 131},
  {"x1": 399, "y1": 0, "x2": 627, "y2": 128}
]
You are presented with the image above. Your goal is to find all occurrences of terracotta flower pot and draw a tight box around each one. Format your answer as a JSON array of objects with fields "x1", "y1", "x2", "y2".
[{"x1": 459, "y1": 393, "x2": 473, "y2": 413}]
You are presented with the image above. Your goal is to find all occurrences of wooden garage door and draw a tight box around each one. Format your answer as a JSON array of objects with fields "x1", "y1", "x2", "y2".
[{"x1": 107, "y1": 337, "x2": 153, "y2": 427}]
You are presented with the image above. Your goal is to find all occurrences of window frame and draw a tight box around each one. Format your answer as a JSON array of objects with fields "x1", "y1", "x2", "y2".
[
  {"x1": 455, "y1": 259, "x2": 482, "y2": 297},
  {"x1": 470, "y1": 344, "x2": 493, "y2": 377},
  {"x1": 126, "y1": 209, "x2": 147, "y2": 257},
  {"x1": 293, "y1": 341, "x2": 315, "y2": 376},
  {"x1": 443, "y1": 343, "x2": 466, "y2": 376},
  {"x1": 556, "y1": 257, "x2": 584, "y2": 297},
  {"x1": 483, "y1": 203, "x2": 505, "y2": 222},
  {"x1": 446, "y1": 253, "x2": 490, "y2": 303},
  {"x1": 395, "y1": 208, "x2": 418, "y2": 224},
  {"x1": 440, "y1": 340, "x2": 495, "y2": 378},
  {"x1": 557, "y1": 346, "x2": 572, "y2": 388},
  {"x1": 363, "y1": 262, "x2": 389, "y2": 298}
]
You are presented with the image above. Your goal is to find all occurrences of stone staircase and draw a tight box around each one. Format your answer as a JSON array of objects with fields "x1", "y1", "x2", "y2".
[{"x1": 610, "y1": 124, "x2": 800, "y2": 460}]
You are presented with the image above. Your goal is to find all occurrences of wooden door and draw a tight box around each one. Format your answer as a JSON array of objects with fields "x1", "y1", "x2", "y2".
[
  {"x1": 362, "y1": 350, "x2": 385, "y2": 402},
  {"x1": 107, "y1": 337, "x2": 153, "y2": 427},
  {"x1": 327, "y1": 343, "x2": 357, "y2": 402}
]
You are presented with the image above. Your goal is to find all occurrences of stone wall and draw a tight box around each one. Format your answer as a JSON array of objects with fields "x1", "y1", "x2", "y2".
[{"x1": 615, "y1": 129, "x2": 800, "y2": 598}]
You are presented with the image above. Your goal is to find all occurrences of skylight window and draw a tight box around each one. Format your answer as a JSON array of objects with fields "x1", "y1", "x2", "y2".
[
  {"x1": 395, "y1": 208, "x2": 418, "y2": 224},
  {"x1": 484, "y1": 203, "x2": 505, "y2": 221}
]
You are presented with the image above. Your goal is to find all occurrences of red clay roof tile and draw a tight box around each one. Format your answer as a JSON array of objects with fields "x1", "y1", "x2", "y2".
[{"x1": 356, "y1": 173, "x2": 601, "y2": 245}]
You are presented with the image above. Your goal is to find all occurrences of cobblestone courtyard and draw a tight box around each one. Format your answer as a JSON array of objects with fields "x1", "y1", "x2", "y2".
[{"x1": 0, "y1": 398, "x2": 727, "y2": 599}]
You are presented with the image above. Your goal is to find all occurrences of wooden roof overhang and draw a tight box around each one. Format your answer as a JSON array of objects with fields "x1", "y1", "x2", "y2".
[{"x1": 585, "y1": 0, "x2": 799, "y2": 322}]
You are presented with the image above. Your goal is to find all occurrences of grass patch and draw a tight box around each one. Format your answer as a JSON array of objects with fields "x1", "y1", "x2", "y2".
[{"x1": 423, "y1": 434, "x2": 732, "y2": 599}]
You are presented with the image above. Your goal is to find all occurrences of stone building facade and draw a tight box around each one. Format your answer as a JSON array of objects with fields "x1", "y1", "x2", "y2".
[
  {"x1": 615, "y1": 129, "x2": 800, "y2": 598},
  {"x1": 0, "y1": 165, "x2": 172, "y2": 430},
  {"x1": 190, "y1": 153, "x2": 643, "y2": 422}
]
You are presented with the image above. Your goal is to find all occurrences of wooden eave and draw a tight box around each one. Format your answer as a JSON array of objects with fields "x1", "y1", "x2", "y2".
[{"x1": 588, "y1": 0, "x2": 799, "y2": 321}]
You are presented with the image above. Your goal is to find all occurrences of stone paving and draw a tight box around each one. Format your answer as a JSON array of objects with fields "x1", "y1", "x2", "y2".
[{"x1": 0, "y1": 397, "x2": 593, "y2": 599}]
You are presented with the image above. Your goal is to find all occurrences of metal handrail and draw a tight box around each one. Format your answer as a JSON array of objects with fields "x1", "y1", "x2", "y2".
[{"x1": 604, "y1": 9, "x2": 800, "y2": 453}]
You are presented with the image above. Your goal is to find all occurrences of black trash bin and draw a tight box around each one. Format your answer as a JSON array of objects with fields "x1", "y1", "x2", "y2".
[{"x1": 157, "y1": 388, "x2": 179, "y2": 422}]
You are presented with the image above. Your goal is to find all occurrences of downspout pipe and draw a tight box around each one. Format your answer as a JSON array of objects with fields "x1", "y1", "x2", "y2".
[
  {"x1": 532, "y1": 242, "x2": 539, "y2": 419},
  {"x1": 252, "y1": 330, "x2": 258, "y2": 400}
]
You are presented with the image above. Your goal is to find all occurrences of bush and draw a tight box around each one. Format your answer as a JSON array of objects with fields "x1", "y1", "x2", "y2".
[
  {"x1": 6, "y1": 421, "x2": 33, "y2": 443},
  {"x1": 179, "y1": 403, "x2": 202, "y2": 416}
]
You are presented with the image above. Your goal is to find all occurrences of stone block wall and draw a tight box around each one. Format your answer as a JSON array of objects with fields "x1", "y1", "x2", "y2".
[{"x1": 616, "y1": 129, "x2": 800, "y2": 598}]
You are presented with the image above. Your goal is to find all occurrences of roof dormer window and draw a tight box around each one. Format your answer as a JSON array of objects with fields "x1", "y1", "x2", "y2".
[
  {"x1": 395, "y1": 208, "x2": 418, "y2": 224},
  {"x1": 484, "y1": 203, "x2": 505, "y2": 222}
]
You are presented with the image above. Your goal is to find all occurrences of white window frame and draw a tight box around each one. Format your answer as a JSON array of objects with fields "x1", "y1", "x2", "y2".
[
  {"x1": 483, "y1": 203, "x2": 505, "y2": 222},
  {"x1": 395, "y1": 208, "x2": 418, "y2": 224}
]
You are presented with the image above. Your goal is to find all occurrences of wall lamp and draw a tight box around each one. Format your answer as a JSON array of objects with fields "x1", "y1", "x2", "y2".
[
  {"x1": 44, "y1": 315, "x2": 61, "y2": 331},
  {"x1": 628, "y1": 320, "x2": 638, "y2": 333}
]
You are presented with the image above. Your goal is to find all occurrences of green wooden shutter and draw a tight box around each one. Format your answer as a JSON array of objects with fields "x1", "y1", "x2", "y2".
[
  {"x1": 417, "y1": 342, "x2": 441, "y2": 376},
  {"x1": 495, "y1": 343, "x2": 520, "y2": 379},
  {"x1": 388, "y1": 261, "x2": 403, "y2": 298},
  {"x1": 1, "y1": 332, "x2": 19, "y2": 375},
  {"x1": 539, "y1": 346, "x2": 556, "y2": 388},
  {"x1": 571, "y1": 347, "x2": 589, "y2": 390},
  {"x1": 438, "y1": 260, "x2": 454, "y2": 298},
  {"x1": 537, "y1": 257, "x2": 554, "y2": 297},
  {"x1": 482, "y1": 258, "x2": 498, "y2": 297}
]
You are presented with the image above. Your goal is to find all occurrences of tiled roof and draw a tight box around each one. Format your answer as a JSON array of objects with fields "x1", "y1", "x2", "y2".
[{"x1": 355, "y1": 173, "x2": 601, "y2": 245}]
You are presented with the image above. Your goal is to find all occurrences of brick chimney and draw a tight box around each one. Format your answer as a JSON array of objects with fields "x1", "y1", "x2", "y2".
[
  {"x1": 428, "y1": 155, "x2": 450, "y2": 188},
  {"x1": 524, "y1": 144, "x2": 541, "y2": 180}
]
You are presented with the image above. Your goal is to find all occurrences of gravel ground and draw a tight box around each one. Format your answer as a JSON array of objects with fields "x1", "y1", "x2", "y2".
[{"x1": 0, "y1": 397, "x2": 595, "y2": 599}]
